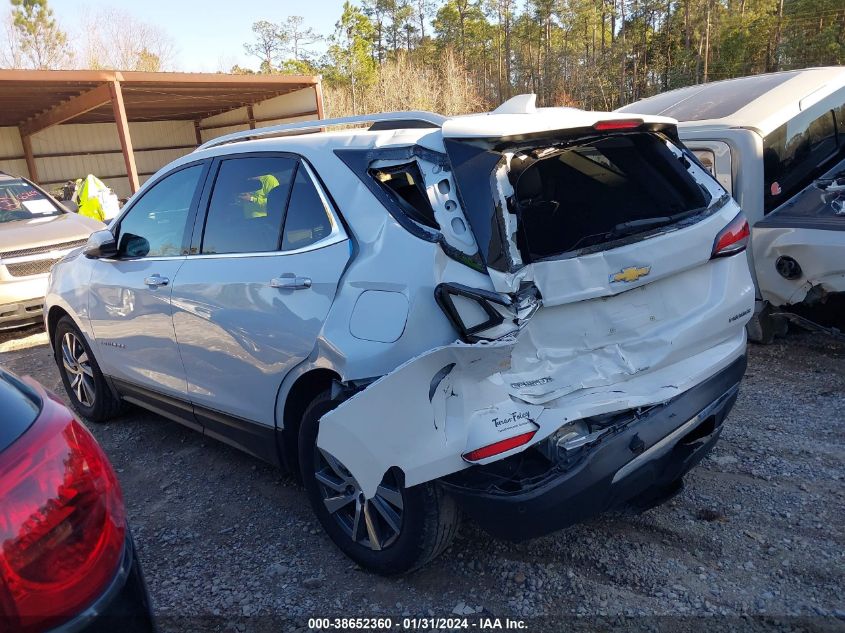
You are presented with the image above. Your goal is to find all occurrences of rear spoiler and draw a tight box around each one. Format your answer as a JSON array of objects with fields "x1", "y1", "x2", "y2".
[{"x1": 472, "y1": 121, "x2": 682, "y2": 151}]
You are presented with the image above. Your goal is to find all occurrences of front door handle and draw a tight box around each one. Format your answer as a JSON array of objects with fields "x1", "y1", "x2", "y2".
[
  {"x1": 270, "y1": 276, "x2": 312, "y2": 290},
  {"x1": 144, "y1": 274, "x2": 169, "y2": 287}
]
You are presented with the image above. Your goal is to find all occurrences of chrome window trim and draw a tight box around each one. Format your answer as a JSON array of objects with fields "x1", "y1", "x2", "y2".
[
  {"x1": 100, "y1": 255, "x2": 187, "y2": 263},
  {"x1": 184, "y1": 231, "x2": 347, "y2": 260}
]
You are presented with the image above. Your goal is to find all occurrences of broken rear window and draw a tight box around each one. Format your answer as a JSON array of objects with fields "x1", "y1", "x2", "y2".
[
  {"x1": 509, "y1": 133, "x2": 714, "y2": 260},
  {"x1": 369, "y1": 162, "x2": 438, "y2": 229}
]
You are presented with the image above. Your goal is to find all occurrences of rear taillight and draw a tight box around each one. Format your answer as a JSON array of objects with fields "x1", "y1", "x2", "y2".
[
  {"x1": 462, "y1": 430, "x2": 538, "y2": 463},
  {"x1": 593, "y1": 119, "x2": 643, "y2": 131},
  {"x1": 0, "y1": 398, "x2": 125, "y2": 632},
  {"x1": 711, "y1": 213, "x2": 750, "y2": 258}
]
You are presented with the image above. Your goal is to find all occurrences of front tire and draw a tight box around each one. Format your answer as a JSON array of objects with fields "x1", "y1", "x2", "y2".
[
  {"x1": 54, "y1": 316, "x2": 122, "y2": 423},
  {"x1": 299, "y1": 390, "x2": 460, "y2": 575}
]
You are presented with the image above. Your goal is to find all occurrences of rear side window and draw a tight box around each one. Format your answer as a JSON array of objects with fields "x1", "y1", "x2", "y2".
[
  {"x1": 201, "y1": 156, "x2": 296, "y2": 254},
  {"x1": 281, "y1": 167, "x2": 334, "y2": 251},
  {"x1": 763, "y1": 109, "x2": 840, "y2": 214},
  {"x1": 369, "y1": 163, "x2": 438, "y2": 229},
  {"x1": 836, "y1": 102, "x2": 845, "y2": 142},
  {"x1": 511, "y1": 133, "x2": 712, "y2": 259}
]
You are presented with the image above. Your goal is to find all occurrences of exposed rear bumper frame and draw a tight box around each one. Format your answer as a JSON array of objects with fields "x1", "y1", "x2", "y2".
[{"x1": 439, "y1": 355, "x2": 747, "y2": 541}]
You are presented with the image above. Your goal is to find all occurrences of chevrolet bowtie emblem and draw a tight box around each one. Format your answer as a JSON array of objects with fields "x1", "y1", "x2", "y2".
[{"x1": 609, "y1": 265, "x2": 651, "y2": 283}]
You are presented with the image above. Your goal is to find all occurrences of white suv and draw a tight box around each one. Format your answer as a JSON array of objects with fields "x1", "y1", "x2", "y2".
[{"x1": 45, "y1": 95, "x2": 754, "y2": 574}]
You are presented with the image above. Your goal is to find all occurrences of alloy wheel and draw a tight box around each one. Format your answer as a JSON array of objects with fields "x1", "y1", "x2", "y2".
[
  {"x1": 61, "y1": 332, "x2": 96, "y2": 407},
  {"x1": 314, "y1": 448, "x2": 404, "y2": 551}
]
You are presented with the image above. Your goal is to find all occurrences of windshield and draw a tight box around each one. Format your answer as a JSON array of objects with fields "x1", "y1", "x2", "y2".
[
  {"x1": 0, "y1": 178, "x2": 63, "y2": 224},
  {"x1": 617, "y1": 71, "x2": 799, "y2": 121}
]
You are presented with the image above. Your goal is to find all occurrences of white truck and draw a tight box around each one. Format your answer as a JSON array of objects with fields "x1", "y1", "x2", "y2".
[{"x1": 620, "y1": 67, "x2": 845, "y2": 341}]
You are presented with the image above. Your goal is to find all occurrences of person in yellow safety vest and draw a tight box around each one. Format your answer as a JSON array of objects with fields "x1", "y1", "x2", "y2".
[
  {"x1": 74, "y1": 174, "x2": 110, "y2": 222},
  {"x1": 239, "y1": 174, "x2": 279, "y2": 218}
]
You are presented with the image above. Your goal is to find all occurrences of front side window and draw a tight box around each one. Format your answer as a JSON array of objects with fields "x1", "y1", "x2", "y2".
[
  {"x1": 281, "y1": 166, "x2": 334, "y2": 251},
  {"x1": 0, "y1": 178, "x2": 62, "y2": 223},
  {"x1": 764, "y1": 109, "x2": 840, "y2": 213},
  {"x1": 117, "y1": 165, "x2": 204, "y2": 258},
  {"x1": 201, "y1": 156, "x2": 297, "y2": 254}
]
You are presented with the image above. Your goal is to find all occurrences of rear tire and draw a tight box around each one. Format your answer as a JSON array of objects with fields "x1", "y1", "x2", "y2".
[
  {"x1": 299, "y1": 390, "x2": 460, "y2": 575},
  {"x1": 54, "y1": 316, "x2": 122, "y2": 423}
]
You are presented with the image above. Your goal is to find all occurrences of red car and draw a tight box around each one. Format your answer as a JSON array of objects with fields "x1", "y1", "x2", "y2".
[{"x1": 0, "y1": 368, "x2": 155, "y2": 632}]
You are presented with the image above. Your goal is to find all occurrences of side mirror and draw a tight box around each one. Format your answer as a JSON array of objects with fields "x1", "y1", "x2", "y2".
[{"x1": 83, "y1": 229, "x2": 118, "y2": 259}]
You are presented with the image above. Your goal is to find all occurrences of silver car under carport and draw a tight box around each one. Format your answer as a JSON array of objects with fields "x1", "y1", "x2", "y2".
[{"x1": 0, "y1": 172, "x2": 103, "y2": 329}]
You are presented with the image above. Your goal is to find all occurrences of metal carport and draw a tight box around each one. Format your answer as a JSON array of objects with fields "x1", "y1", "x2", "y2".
[{"x1": 0, "y1": 69, "x2": 323, "y2": 198}]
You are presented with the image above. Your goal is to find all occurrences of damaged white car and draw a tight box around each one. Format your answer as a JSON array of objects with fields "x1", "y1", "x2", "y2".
[
  {"x1": 45, "y1": 95, "x2": 754, "y2": 574},
  {"x1": 620, "y1": 67, "x2": 845, "y2": 341}
]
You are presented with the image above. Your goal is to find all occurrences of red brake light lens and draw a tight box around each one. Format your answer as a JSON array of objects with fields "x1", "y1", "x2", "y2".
[
  {"x1": 0, "y1": 400, "x2": 126, "y2": 632},
  {"x1": 594, "y1": 119, "x2": 643, "y2": 131},
  {"x1": 712, "y1": 213, "x2": 750, "y2": 258},
  {"x1": 462, "y1": 430, "x2": 537, "y2": 463}
]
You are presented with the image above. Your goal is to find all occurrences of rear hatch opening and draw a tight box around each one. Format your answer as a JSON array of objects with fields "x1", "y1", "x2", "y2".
[
  {"x1": 444, "y1": 127, "x2": 729, "y2": 276},
  {"x1": 508, "y1": 133, "x2": 714, "y2": 261}
]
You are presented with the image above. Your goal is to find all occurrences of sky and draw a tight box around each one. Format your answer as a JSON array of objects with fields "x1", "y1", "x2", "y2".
[{"x1": 51, "y1": 0, "x2": 348, "y2": 72}]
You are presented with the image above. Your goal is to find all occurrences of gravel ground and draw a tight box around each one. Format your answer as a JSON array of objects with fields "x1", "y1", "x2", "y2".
[{"x1": 1, "y1": 325, "x2": 843, "y2": 632}]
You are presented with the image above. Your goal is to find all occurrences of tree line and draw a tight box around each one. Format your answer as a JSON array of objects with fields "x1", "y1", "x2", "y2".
[
  {"x1": 2, "y1": 0, "x2": 843, "y2": 117},
  {"x1": 243, "y1": 0, "x2": 845, "y2": 115}
]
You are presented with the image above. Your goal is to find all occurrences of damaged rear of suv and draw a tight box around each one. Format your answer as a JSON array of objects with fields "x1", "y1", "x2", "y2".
[
  {"x1": 46, "y1": 95, "x2": 754, "y2": 576},
  {"x1": 317, "y1": 97, "x2": 754, "y2": 570}
]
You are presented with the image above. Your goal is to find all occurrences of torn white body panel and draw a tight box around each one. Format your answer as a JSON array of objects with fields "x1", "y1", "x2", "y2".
[
  {"x1": 319, "y1": 253, "x2": 754, "y2": 498},
  {"x1": 752, "y1": 225, "x2": 845, "y2": 306}
]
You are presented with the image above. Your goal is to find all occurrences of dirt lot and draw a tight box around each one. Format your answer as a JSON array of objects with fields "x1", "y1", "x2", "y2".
[{"x1": 1, "y1": 325, "x2": 843, "y2": 632}]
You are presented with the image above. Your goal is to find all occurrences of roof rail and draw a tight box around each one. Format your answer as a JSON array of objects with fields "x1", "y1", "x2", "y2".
[{"x1": 196, "y1": 111, "x2": 447, "y2": 151}]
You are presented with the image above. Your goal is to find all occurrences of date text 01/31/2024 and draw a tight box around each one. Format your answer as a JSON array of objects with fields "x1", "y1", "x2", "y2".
[{"x1": 307, "y1": 617, "x2": 529, "y2": 630}]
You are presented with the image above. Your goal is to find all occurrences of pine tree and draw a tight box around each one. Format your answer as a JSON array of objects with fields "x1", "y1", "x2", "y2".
[{"x1": 9, "y1": 0, "x2": 71, "y2": 69}]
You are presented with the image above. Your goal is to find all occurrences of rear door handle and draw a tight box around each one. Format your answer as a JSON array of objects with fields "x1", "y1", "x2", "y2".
[
  {"x1": 270, "y1": 276, "x2": 312, "y2": 290},
  {"x1": 144, "y1": 274, "x2": 169, "y2": 287}
]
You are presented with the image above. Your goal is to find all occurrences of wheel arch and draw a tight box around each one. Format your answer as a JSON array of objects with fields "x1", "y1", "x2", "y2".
[
  {"x1": 46, "y1": 305, "x2": 72, "y2": 352},
  {"x1": 280, "y1": 367, "x2": 342, "y2": 474}
]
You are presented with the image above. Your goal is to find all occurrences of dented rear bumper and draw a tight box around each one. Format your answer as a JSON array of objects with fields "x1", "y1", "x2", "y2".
[
  {"x1": 440, "y1": 354, "x2": 745, "y2": 541},
  {"x1": 317, "y1": 252, "x2": 753, "y2": 502}
]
